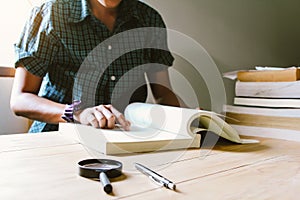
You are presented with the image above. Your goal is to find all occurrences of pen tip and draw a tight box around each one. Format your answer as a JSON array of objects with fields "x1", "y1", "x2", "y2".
[{"x1": 168, "y1": 183, "x2": 176, "y2": 190}]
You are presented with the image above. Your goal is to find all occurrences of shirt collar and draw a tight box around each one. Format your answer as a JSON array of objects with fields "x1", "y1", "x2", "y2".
[
  {"x1": 68, "y1": 0, "x2": 140, "y2": 24},
  {"x1": 68, "y1": 0, "x2": 91, "y2": 23}
]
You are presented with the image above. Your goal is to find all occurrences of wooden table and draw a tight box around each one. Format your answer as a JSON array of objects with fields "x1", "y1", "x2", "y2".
[{"x1": 0, "y1": 132, "x2": 299, "y2": 200}]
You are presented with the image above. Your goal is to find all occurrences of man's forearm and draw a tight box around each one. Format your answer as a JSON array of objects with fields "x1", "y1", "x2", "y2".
[{"x1": 11, "y1": 92, "x2": 66, "y2": 124}]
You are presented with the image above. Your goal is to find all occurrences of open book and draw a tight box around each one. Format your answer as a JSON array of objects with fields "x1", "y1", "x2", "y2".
[{"x1": 59, "y1": 103, "x2": 258, "y2": 155}]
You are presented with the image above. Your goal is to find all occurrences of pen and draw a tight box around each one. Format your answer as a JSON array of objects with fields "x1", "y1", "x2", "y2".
[{"x1": 134, "y1": 163, "x2": 176, "y2": 190}]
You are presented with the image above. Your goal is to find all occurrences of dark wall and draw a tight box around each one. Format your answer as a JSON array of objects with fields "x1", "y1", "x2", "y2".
[{"x1": 145, "y1": 0, "x2": 300, "y2": 109}]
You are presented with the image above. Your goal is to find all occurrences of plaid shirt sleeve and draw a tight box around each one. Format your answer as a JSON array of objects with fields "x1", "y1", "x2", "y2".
[{"x1": 14, "y1": 4, "x2": 59, "y2": 77}]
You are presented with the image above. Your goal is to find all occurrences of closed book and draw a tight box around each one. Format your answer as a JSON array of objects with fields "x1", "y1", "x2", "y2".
[
  {"x1": 237, "y1": 68, "x2": 300, "y2": 82},
  {"x1": 235, "y1": 80, "x2": 300, "y2": 98},
  {"x1": 223, "y1": 105, "x2": 300, "y2": 131},
  {"x1": 230, "y1": 125, "x2": 300, "y2": 142},
  {"x1": 234, "y1": 97, "x2": 300, "y2": 108}
]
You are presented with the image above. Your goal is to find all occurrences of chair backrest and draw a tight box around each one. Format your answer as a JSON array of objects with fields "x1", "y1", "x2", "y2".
[{"x1": 0, "y1": 67, "x2": 29, "y2": 134}]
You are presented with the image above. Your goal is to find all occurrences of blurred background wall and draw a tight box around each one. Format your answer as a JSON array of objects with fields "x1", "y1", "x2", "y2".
[{"x1": 144, "y1": 0, "x2": 300, "y2": 109}]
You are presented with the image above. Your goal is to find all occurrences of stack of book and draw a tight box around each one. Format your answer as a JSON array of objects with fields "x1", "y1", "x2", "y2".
[{"x1": 223, "y1": 67, "x2": 300, "y2": 141}]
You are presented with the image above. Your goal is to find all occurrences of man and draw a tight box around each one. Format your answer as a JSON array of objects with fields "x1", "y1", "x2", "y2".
[{"x1": 11, "y1": 0, "x2": 181, "y2": 133}]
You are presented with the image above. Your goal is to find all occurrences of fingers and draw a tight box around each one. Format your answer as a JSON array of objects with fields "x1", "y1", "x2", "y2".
[
  {"x1": 97, "y1": 105, "x2": 116, "y2": 129},
  {"x1": 93, "y1": 105, "x2": 130, "y2": 130},
  {"x1": 76, "y1": 105, "x2": 131, "y2": 130},
  {"x1": 106, "y1": 105, "x2": 131, "y2": 131},
  {"x1": 116, "y1": 113, "x2": 131, "y2": 131},
  {"x1": 86, "y1": 113, "x2": 98, "y2": 128},
  {"x1": 93, "y1": 109, "x2": 106, "y2": 128}
]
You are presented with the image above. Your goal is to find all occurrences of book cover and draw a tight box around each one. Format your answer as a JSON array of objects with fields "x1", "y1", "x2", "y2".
[{"x1": 59, "y1": 103, "x2": 257, "y2": 155}]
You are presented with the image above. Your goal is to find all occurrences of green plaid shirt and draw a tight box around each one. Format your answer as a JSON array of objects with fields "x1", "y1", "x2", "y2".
[{"x1": 14, "y1": 0, "x2": 174, "y2": 133}]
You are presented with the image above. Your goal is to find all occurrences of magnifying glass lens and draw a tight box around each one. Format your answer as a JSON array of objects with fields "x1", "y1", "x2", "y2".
[{"x1": 83, "y1": 163, "x2": 119, "y2": 170}]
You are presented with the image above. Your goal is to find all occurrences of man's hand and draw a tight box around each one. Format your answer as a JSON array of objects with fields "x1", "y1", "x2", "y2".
[{"x1": 74, "y1": 104, "x2": 131, "y2": 131}]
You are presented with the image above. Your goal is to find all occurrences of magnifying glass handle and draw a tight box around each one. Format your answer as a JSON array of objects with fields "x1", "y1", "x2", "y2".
[{"x1": 99, "y1": 172, "x2": 113, "y2": 194}]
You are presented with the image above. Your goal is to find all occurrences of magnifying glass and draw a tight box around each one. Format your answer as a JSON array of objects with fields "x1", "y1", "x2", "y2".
[{"x1": 78, "y1": 159, "x2": 123, "y2": 194}]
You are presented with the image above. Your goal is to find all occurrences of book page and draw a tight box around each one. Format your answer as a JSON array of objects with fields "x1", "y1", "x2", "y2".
[
  {"x1": 199, "y1": 115, "x2": 258, "y2": 144},
  {"x1": 124, "y1": 103, "x2": 201, "y2": 137}
]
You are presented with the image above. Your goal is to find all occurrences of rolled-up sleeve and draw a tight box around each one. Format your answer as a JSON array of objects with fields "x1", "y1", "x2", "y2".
[{"x1": 14, "y1": 5, "x2": 58, "y2": 78}]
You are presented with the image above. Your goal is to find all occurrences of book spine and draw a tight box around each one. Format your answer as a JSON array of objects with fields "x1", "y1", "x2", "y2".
[
  {"x1": 233, "y1": 97, "x2": 300, "y2": 108},
  {"x1": 225, "y1": 112, "x2": 300, "y2": 131},
  {"x1": 235, "y1": 81, "x2": 300, "y2": 98},
  {"x1": 237, "y1": 68, "x2": 299, "y2": 82},
  {"x1": 224, "y1": 105, "x2": 300, "y2": 117},
  {"x1": 230, "y1": 125, "x2": 300, "y2": 142}
]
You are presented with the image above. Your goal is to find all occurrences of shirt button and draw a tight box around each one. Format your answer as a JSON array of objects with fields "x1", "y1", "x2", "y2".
[
  {"x1": 111, "y1": 75, "x2": 116, "y2": 81},
  {"x1": 108, "y1": 45, "x2": 112, "y2": 50}
]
